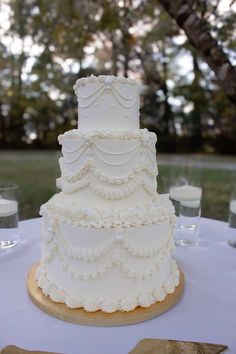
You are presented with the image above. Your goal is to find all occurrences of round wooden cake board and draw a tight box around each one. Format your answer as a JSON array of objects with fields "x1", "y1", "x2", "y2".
[{"x1": 27, "y1": 262, "x2": 185, "y2": 327}]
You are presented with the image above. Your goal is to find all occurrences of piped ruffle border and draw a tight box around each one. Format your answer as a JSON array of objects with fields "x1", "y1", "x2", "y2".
[
  {"x1": 40, "y1": 193, "x2": 175, "y2": 229},
  {"x1": 58, "y1": 128, "x2": 157, "y2": 144}
]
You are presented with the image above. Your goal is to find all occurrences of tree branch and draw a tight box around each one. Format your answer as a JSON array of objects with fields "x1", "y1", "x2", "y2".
[{"x1": 159, "y1": 0, "x2": 236, "y2": 104}]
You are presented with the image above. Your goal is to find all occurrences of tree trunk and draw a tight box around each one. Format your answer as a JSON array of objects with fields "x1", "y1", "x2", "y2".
[
  {"x1": 110, "y1": 31, "x2": 118, "y2": 76},
  {"x1": 159, "y1": 0, "x2": 236, "y2": 104},
  {"x1": 123, "y1": 46, "x2": 129, "y2": 78},
  {"x1": 137, "y1": 49, "x2": 176, "y2": 135},
  {"x1": 162, "y1": 56, "x2": 176, "y2": 135},
  {"x1": 122, "y1": 0, "x2": 132, "y2": 77},
  {"x1": 191, "y1": 54, "x2": 203, "y2": 139},
  {"x1": 0, "y1": 103, "x2": 6, "y2": 147}
]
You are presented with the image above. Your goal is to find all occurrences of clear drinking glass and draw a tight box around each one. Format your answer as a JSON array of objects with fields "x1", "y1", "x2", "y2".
[
  {"x1": 228, "y1": 182, "x2": 236, "y2": 248},
  {"x1": 169, "y1": 164, "x2": 202, "y2": 247},
  {"x1": 0, "y1": 183, "x2": 19, "y2": 249}
]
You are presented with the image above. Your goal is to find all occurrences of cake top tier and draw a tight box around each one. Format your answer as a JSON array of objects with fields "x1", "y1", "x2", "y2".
[{"x1": 73, "y1": 75, "x2": 140, "y2": 131}]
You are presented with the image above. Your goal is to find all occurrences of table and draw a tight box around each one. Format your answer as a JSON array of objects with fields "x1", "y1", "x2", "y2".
[{"x1": 0, "y1": 218, "x2": 236, "y2": 354}]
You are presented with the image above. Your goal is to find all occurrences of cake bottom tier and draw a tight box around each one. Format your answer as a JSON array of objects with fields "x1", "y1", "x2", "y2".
[{"x1": 36, "y1": 212, "x2": 179, "y2": 313}]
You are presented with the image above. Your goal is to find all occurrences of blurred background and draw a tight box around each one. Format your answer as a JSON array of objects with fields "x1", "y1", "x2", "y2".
[{"x1": 0, "y1": 0, "x2": 236, "y2": 221}]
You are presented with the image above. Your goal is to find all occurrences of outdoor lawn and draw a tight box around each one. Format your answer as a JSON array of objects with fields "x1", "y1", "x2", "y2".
[{"x1": 0, "y1": 151, "x2": 234, "y2": 222}]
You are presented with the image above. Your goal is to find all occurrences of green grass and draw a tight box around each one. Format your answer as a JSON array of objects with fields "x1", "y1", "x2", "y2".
[
  {"x1": 0, "y1": 151, "x2": 233, "y2": 221},
  {"x1": 0, "y1": 151, "x2": 60, "y2": 220}
]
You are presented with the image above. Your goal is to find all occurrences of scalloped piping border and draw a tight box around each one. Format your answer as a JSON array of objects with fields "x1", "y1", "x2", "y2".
[
  {"x1": 59, "y1": 160, "x2": 158, "y2": 184},
  {"x1": 42, "y1": 245, "x2": 174, "y2": 281},
  {"x1": 35, "y1": 260, "x2": 180, "y2": 313},
  {"x1": 60, "y1": 131, "x2": 156, "y2": 168},
  {"x1": 59, "y1": 158, "x2": 158, "y2": 199},
  {"x1": 42, "y1": 217, "x2": 175, "y2": 262},
  {"x1": 73, "y1": 75, "x2": 139, "y2": 90},
  {"x1": 60, "y1": 173, "x2": 157, "y2": 199},
  {"x1": 40, "y1": 194, "x2": 176, "y2": 229}
]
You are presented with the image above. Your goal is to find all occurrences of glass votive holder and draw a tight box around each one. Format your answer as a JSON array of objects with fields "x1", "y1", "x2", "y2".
[
  {"x1": 0, "y1": 183, "x2": 19, "y2": 249},
  {"x1": 169, "y1": 172, "x2": 202, "y2": 247}
]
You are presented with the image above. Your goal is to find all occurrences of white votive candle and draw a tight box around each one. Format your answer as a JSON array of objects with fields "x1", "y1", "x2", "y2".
[
  {"x1": 56, "y1": 178, "x2": 62, "y2": 189},
  {"x1": 169, "y1": 185, "x2": 202, "y2": 203},
  {"x1": 230, "y1": 200, "x2": 236, "y2": 215},
  {"x1": 0, "y1": 199, "x2": 18, "y2": 217}
]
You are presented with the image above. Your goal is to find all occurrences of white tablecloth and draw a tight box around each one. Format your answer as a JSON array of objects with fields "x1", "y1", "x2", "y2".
[{"x1": 0, "y1": 218, "x2": 236, "y2": 354}]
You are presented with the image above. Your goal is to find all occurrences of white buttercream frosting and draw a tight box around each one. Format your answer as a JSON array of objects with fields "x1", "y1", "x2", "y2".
[
  {"x1": 36, "y1": 75, "x2": 180, "y2": 313},
  {"x1": 40, "y1": 193, "x2": 175, "y2": 229},
  {"x1": 36, "y1": 260, "x2": 180, "y2": 312},
  {"x1": 74, "y1": 75, "x2": 138, "y2": 89},
  {"x1": 73, "y1": 75, "x2": 140, "y2": 132},
  {"x1": 41, "y1": 218, "x2": 175, "y2": 262},
  {"x1": 57, "y1": 129, "x2": 158, "y2": 205},
  {"x1": 58, "y1": 128, "x2": 156, "y2": 143},
  {"x1": 36, "y1": 201, "x2": 179, "y2": 312}
]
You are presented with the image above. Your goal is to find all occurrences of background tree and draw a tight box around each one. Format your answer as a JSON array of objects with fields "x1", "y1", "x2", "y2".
[
  {"x1": 159, "y1": 0, "x2": 236, "y2": 103},
  {"x1": 0, "y1": 0, "x2": 235, "y2": 153}
]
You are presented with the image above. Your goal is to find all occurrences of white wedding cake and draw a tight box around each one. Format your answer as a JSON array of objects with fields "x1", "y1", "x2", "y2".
[{"x1": 36, "y1": 75, "x2": 179, "y2": 313}]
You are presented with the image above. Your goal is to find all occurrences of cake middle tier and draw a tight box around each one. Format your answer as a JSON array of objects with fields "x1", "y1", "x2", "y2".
[{"x1": 58, "y1": 129, "x2": 158, "y2": 207}]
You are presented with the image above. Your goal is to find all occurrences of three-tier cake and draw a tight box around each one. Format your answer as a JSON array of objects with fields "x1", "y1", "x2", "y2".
[{"x1": 35, "y1": 75, "x2": 180, "y2": 313}]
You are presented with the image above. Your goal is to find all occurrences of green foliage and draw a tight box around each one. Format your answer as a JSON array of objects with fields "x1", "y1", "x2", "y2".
[{"x1": 0, "y1": 0, "x2": 235, "y2": 152}]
